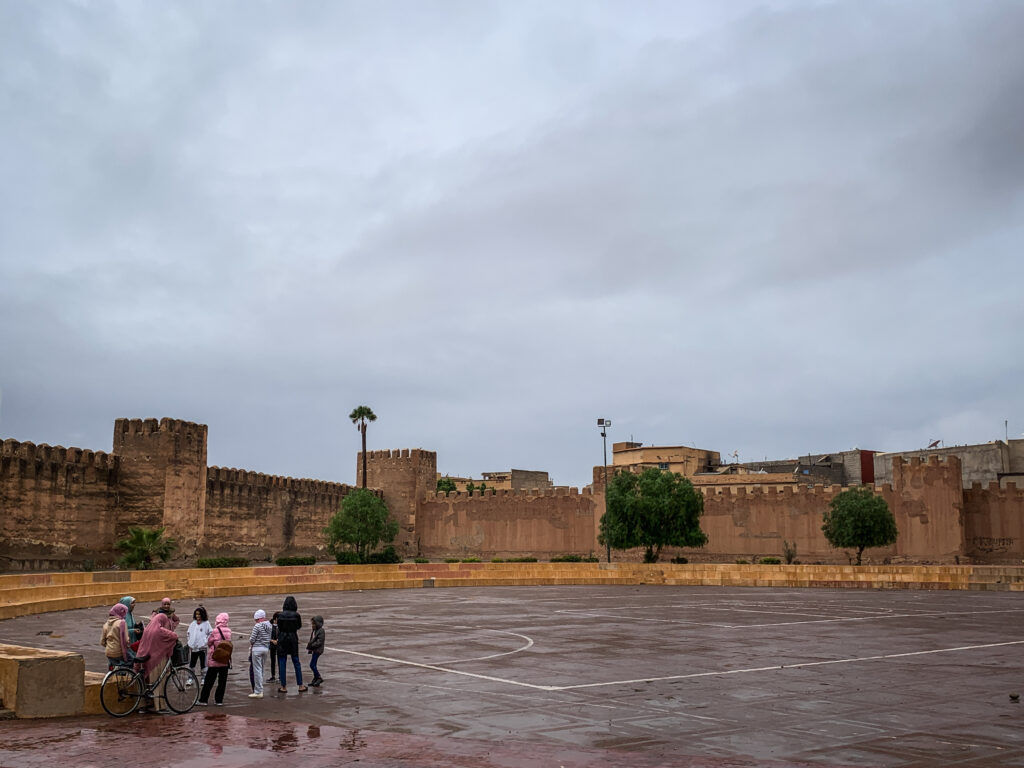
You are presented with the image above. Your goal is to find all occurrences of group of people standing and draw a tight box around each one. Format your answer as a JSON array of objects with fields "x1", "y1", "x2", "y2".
[{"x1": 100, "y1": 594, "x2": 326, "y2": 711}]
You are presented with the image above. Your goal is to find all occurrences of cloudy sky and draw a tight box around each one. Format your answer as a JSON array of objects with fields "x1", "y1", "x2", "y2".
[{"x1": 1, "y1": 1, "x2": 1022, "y2": 489}]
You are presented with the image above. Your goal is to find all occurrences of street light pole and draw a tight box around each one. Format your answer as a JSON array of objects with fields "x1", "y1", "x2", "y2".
[{"x1": 597, "y1": 418, "x2": 611, "y2": 563}]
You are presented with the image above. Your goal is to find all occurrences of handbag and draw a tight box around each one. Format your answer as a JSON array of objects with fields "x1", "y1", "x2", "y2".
[{"x1": 211, "y1": 628, "x2": 233, "y2": 664}]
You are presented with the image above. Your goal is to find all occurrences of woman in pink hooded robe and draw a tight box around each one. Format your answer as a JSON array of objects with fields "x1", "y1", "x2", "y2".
[{"x1": 134, "y1": 612, "x2": 179, "y2": 712}]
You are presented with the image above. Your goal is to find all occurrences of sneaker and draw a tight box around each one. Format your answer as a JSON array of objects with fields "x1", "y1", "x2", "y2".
[
  {"x1": 248, "y1": 692, "x2": 263, "y2": 699},
  {"x1": 215, "y1": 702, "x2": 223, "y2": 707},
  {"x1": 196, "y1": 701, "x2": 208, "y2": 706}
]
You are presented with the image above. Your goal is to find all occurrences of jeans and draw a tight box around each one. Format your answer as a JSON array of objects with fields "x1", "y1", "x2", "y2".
[
  {"x1": 278, "y1": 653, "x2": 303, "y2": 687},
  {"x1": 309, "y1": 652, "x2": 321, "y2": 680}
]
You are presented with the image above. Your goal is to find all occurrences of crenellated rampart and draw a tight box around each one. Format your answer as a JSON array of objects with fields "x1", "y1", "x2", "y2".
[
  {"x1": 416, "y1": 486, "x2": 599, "y2": 559},
  {"x1": 0, "y1": 439, "x2": 120, "y2": 569},
  {"x1": 204, "y1": 466, "x2": 356, "y2": 559},
  {"x1": 963, "y1": 480, "x2": 1024, "y2": 562}
]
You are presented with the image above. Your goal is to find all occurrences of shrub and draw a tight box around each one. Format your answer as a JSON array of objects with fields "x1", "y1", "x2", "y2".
[
  {"x1": 506, "y1": 557, "x2": 538, "y2": 563},
  {"x1": 197, "y1": 556, "x2": 251, "y2": 568},
  {"x1": 414, "y1": 557, "x2": 429, "y2": 564},
  {"x1": 759, "y1": 557, "x2": 782, "y2": 565},
  {"x1": 550, "y1": 554, "x2": 583, "y2": 562},
  {"x1": 444, "y1": 558, "x2": 460, "y2": 563},
  {"x1": 582, "y1": 556, "x2": 599, "y2": 562},
  {"x1": 334, "y1": 551, "x2": 362, "y2": 565},
  {"x1": 116, "y1": 526, "x2": 178, "y2": 570},
  {"x1": 461, "y1": 557, "x2": 481, "y2": 563},
  {"x1": 80, "y1": 559, "x2": 95, "y2": 572},
  {"x1": 275, "y1": 555, "x2": 316, "y2": 566},
  {"x1": 670, "y1": 556, "x2": 688, "y2": 564},
  {"x1": 491, "y1": 558, "x2": 505, "y2": 563},
  {"x1": 735, "y1": 559, "x2": 750, "y2": 565},
  {"x1": 366, "y1": 546, "x2": 401, "y2": 564},
  {"x1": 782, "y1": 540, "x2": 798, "y2": 564}
]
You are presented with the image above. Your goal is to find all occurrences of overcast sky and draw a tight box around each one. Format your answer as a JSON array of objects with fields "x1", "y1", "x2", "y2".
[{"x1": 1, "y1": 1, "x2": 1022, "y2": 489}]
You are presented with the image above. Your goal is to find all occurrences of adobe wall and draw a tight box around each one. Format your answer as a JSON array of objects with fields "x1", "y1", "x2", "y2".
[
  {"x1": 416, "y1": 487, "x2": 600, "y2": 559},
  {"x1": 112, "y1": 418, "x2": 208, "y2": 555},
  {"x1": 0, "y1": 440, "x2": 120, "y2": 570},
  {"x1": 204, "y1": 467, "x2": 356, "y2": 560},
  {"x1": 963, "y1": 481, "x2": 1024, "y2": 563},
  {"x1": 362, "y1": 449, "x2": 437, "y2": 554},
  {"x1": 883, "y1": 455, "x2": 965, "y2": 561}
]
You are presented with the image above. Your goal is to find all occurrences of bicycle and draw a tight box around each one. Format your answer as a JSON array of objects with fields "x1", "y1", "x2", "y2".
[{"x1": 99, "y1": 649, "x2": 200, "y2": 717}]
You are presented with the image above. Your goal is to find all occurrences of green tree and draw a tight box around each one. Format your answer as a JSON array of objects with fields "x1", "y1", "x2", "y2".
[
  {"x1": 115, "y1": 526, "x2": 178, "y2": 570},
  {"x1": 349, "y1": 405, "x2": 377, "y2": 488},
  {"x1": 436, "y1": 476, "x2": 457, "y2": 495},
  {"x1": 325, "y1": 488, "x2": 398, "y2": 562},
  {"x1": 821, "y1": 487, "x2": 898, "y2": 565},
  {"x1": 465, "y1": 482, "x2": 489, "y2": 496},
  {"x1": 598, "y1": 468, "x2": 707, "y2": 563}
]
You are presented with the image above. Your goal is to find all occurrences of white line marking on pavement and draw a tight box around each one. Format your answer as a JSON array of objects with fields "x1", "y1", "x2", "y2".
[
  {"x1": 433, "y1": 630, "x2": 535, "y2": 664},
  {"x1": 554, "y1": 640, "x2": 1024, "y2": 690},
  {"x1": 326, "y1": 646, "x2": 560, "y2": 690},
  {"x1": 328, "y1": 639, "x2": 1024, "y2": 693}
]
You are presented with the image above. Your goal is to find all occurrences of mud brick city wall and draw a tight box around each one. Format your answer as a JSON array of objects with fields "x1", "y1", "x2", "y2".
[
  {"x1": 204, "y1": 468, "x2": 355, "y2": 560},
  {"x1": 0, "y1": 440, "x2": 120, "y2": 569},
  {"x1": 112, "y1": 418, "x2": 208, "y2": 553},
  {"x1": 963, "y1": 482, "x2": 1024, "y2": 562},
  {"x1": 416, "y1": 487, "x2": 600, "y2": 559},
  {"x1": 361, "y1": 449, "x2": 437, "y2": 553}
]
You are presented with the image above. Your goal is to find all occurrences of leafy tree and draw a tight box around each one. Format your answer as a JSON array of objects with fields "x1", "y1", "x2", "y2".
[
  {"x1": 465, "y1": 482, "x2": 489, "y2": 496},
  {"x1": 349, "y1": 405, "x2": 377, "y2": 488},
  {"x1": 325, "y1": 488, "x2": 398, "y2": 562},
  {"x1": 115, "y1": 526, "x2": 178, "y2": 570},
  {"x1": 821, "y1": 487, "x2": 898, "y2": 565},
  {"x1": 436, "y1": 477, "x2": 457, "y2": 495},
  {"x1": 599, "y1": 468, "x2": 707, "y2": 563}
]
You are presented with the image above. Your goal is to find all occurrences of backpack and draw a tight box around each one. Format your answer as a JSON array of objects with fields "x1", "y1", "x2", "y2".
[{"x1": 211, "y1": 628, "x2": 233, "y2": 664}]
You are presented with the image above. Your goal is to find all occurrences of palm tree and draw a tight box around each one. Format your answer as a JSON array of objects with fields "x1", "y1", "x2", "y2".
[
  {"x1": 349, "y1": 405, "x2": 377, "y2": 488},
  {"x1": 115, "y1": 526, "x2": 178, "y2": 570}
]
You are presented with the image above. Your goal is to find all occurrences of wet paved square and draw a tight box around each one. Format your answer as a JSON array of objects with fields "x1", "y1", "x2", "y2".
[{"x1": 1, "y1": 585, "x2": 1022, "y2": 766}]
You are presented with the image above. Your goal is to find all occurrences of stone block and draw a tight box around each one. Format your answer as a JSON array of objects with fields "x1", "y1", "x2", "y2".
[{"x1": 0, "y1": 644, "x2": 84, "y2": 718}]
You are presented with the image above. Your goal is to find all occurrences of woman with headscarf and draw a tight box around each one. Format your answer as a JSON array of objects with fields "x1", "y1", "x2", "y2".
[
  {"x1": 119, "y1": 596, "x2": 143, "y2": 645},
  {"x1": 276, "y1": 596, "x2": 306, "y2": 693},
  {"x1": 157, "y1": 597, "x2": 180, "y2": 628},
  {"x1": 100, "y1": 603, "x2": 131, "y2": 669},
  {"x1": 198, "y1": 612, "x2": 232, "y2": 706},
  {"x1": 134, "y1": 611, "x2": 179, "y2": 713}
]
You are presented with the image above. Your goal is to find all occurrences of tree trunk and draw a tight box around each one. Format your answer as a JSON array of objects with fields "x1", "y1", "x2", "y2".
[
  {"x1": 856, "y1": 546, "x2": 864, "y2": 565},
  {"x1": 361, "y1": 421, "x2": 367, "y2": 488}
]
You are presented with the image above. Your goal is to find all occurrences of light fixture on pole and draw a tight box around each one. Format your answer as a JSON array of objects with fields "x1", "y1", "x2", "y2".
[{"x1": 597, "y1": 418, "x2": 611, "y2": 563}]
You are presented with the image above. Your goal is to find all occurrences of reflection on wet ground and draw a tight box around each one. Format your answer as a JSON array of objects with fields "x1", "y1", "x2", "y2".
[{"x1": 0, "y1": 713, "x2": 817, "y2": 767}]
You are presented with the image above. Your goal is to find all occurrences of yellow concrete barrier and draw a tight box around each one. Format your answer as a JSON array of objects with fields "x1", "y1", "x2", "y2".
[{"x1": 0, "y1": 644, "x2": 84, "y2": 718}]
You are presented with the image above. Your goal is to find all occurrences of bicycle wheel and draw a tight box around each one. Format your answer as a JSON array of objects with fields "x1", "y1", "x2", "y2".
[
  {"x1": 164, "y1": 666, "x2": 200, "y2": 713},
  {"x1": 100, "y1": 667, "x2": 144, "y2": 717}
]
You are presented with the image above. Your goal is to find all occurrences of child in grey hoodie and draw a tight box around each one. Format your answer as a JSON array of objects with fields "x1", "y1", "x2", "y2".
[{"x1": 306, "y1": 615, "x2": 325, "y2": 687}]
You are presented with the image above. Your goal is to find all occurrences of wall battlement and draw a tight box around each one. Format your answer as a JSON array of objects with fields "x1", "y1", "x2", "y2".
[
  {"x1": 426, "y1": 486, "x2": 589, "y2": 501},
  {"x1": 1, "y1": 440, "x2": 117, "y2": 474},
  {"x1": 115, "y1": 417, "x2": 207, "y2": 438},
  {"x1": 207, "y1": 466, "x2": 353, "y2": 496}
]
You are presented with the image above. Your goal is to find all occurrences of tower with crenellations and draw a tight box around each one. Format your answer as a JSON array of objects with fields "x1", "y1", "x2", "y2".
[
  {"x1": 112, "y1": 418, "x2": 208, "y2": 556},
  {"x1": 359, "y1": 448, "x2": 437, "y2": 555}
]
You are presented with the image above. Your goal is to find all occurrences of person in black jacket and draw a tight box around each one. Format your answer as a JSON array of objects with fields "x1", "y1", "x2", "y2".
[
  {"x1": 306, "y1": 615, "x2": 325, "y2": 687},
  {"x1": 276, "y1": 596, "x2": 306, "y2": 692}
]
